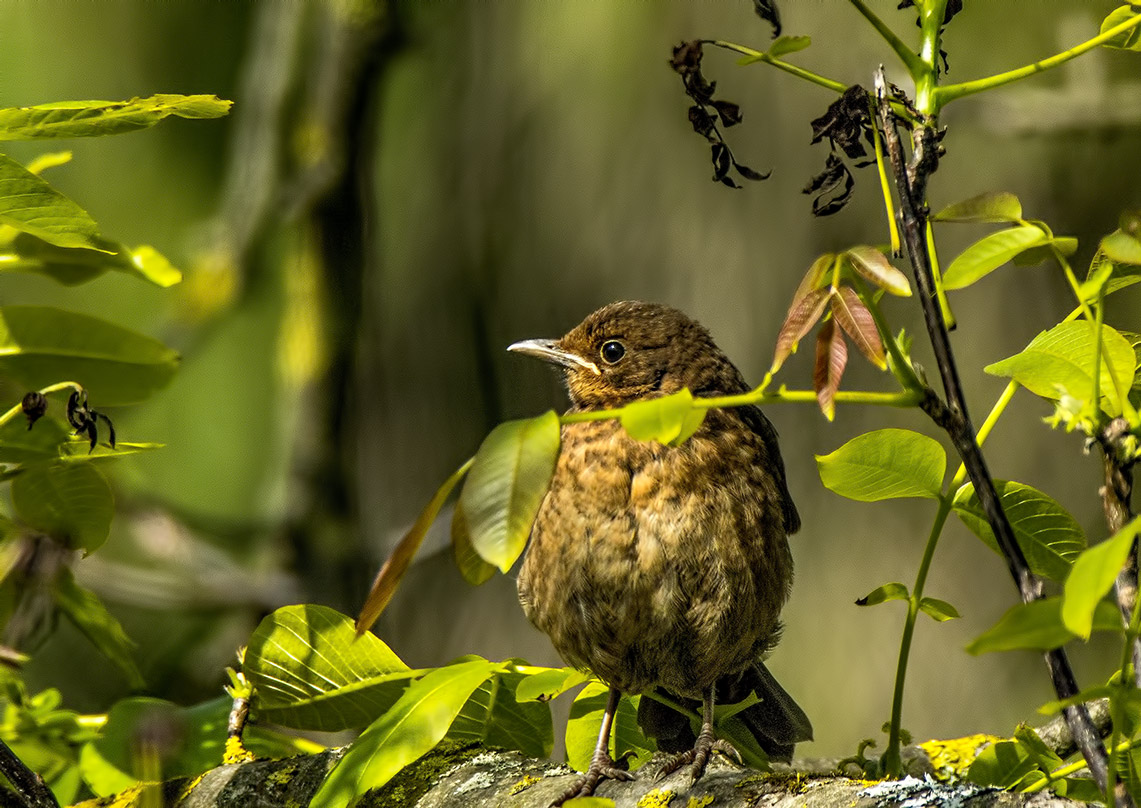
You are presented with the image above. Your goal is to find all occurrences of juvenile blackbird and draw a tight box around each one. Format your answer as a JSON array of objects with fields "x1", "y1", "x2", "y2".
[{"x1": 509, "y1": 301, "x2": 811, "y2": 803}]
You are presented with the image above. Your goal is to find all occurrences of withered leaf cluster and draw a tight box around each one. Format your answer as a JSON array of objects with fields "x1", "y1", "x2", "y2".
[
  {"x1": 771, "y1": 248, "x2": 912, "y2": 419},
  {"x1": 670, "y1": 40, "x2": 770, "y2": 188},
  {"x1": 804, "y1": 85, "x2": 877, "y2": 216},
  {"x1": 752, "y1": 0, "x2": 782, "y2": 37},
  {"x1": 22, "y1": 388, "x2": 116, "y2": 452}
]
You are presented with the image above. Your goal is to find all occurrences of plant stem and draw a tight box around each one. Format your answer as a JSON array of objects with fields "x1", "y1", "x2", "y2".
[
  {"x1": 873, "y1": 67, "x2": 1116, "y2": 799},
  {"x1": 925, "y1": 221, "x2": 956, "y2": 330},
  {"x1": 933, "y1": 11, "x2": 1141, "y2": 108},
  {"x1": 846, "y1": 0, "x2": 926, "y2": 79},
  {"x1": 869, "y1": 95, "x2": 901, "y2": 255},
  {"x1": 705, "y1": 40, "x2": 847, "y2": 94}
]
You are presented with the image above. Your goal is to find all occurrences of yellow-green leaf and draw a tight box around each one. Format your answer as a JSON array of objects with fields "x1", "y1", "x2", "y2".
[
  {"x1": 844, "y1": 246, "x2": 911, "y2": 296},
  {"x1": 943, "y1": 225, "x2": 1051, "y2": 290},
  {"x1": 620, "y1": 389, "x2": 696, "y2": 444},
  {"x1": 0, "y1": 153, "x2": 104, "y2": 251},
  {"x1": 817, "y1": 429, "x2": 945, "y2": 500},
  {"x1": 1062, "y1": 517, "x2": 1141, "y2": 639},
  {"x1": 932, "y1": 191, "x2": 1023, "y2": 223},
  {"x1": 12, "y1": 463, "x2": 113, "y2": 553},
  {"x1": 0, "y1": 95, "x2": 232, "y2": 140}
]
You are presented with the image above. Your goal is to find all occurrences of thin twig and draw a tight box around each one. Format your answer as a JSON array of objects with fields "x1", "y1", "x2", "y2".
[
  {"x1": 872, "y1": 66, "x2": 1116, "y2": 800},
  {"x1": 0, "y1": 738, "x2": 60, "y2": 808}
]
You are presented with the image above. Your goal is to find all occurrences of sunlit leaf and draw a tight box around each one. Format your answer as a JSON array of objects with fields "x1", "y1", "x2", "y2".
[
  {"x1": 1103, "y1": 230, "x2": 1141, "y2": 265},
  {"x1": 0, "y1": 153, "x2": 105, "y2": 251},
  {"x1": 932, "y1": 191, "x2": 1023, "y2": 223},
  {"x1": 768, "y1": 35, "x2": 811, "y2": 57},
  {"x1": 460, "y1": 411, "x2": 560, "y2": 572},
  {"x1": 855, "y1": 582, "x2": 908, "y2": 606},
  {"x1": 1010, "y1": 236, "x2": 1077, "y2": 268},
  {"x1": 952, "y1": 480, "x2": 1085, "y2": 583},
  {"x1": 1100, "y1": 5, "x2": 1141, "y2": 51},
  {"x1": 985, "y1": 321, "x2": 1136, "y2": 416},
  {"x1": 515, "y1": 668, "x2": 593, "y2": 703},
  {"x1": 451, "y1": 501, "x2": 496, "y2": 586},
  {"x1": 942, "y1": 225, "x2": 1051, "y2": 289},
  {"x1": 967, "y1": 738, "x2": 1037, "y2": 788},
  {"x1": 790, "y1": 253, "x2": 834, "y2": 306},
  {"x1": 1062, "y1": 517, "x2": 1141, "y2": 638},
  {"x1": 621, "y1": 389, "x2": 698, "y2": 445},
  {"x1": 24, "y1": 151, "x2": 72, "y2": 175},
  {"x1": 566, "y1": 683, "x2": 654, "y2": 774},
  {"x1": 844, "y1": 246, "x2": 911, "y2": 296},
  {"x1": 966, "y1": 597, "x2": 1121, "y2": 655},
  {"x1": 311, "y1": 659, "x2": 500, "y2": 808},
  {"x1": 918, "y1": 597, "x2": 961, "y2": 622},
  {"x1": 447, "y1": 669, "x2": 553, "y2": 758},
  {"x1": 12, "y1": 463, "x2": 113, "y2": 553},
  {"x1": 813, "y1": 318, "x2": 846, "y2": 421},
  {"x1": 357, "y1": 459, "x2": 472, "y2": 633},
  {"x1": 0, "y1": 95, "x2": 232, "y2": 140},
  {"x1": 771, "y1": 287, "x2": 830, "y2": 373},
  {"x1": 246, "y1": 604, "x2": 413, "y2": 731},
  {"x1": 0, "y1": 233, "x2": 181, "y2": 288},
  {"x1": 53, "y1": 568, "x2": 142, "y2": 687},
  {"x1": 831, "y1": 286, "x2": 885, "y2": 369},
  {"x1": 817, "y1": 428, "x2": 945, "y2": 500},
  {"x1": 0, "y1": 306, "x2": 179, "y2": 405}
]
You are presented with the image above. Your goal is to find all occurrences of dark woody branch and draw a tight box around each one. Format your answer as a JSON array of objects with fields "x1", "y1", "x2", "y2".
[{"x1": 870, "y1": 66, "x2": 1118, "y2": 802}]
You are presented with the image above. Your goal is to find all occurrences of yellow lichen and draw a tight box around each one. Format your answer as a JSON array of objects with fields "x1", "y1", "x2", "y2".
[
  {"x1": 223, "y1": 734, "x2": 256, "y2": 765},
  {"x1": 920, "y1": 734, "x2": 1002, "y2": 781},
  {"x1": 637, "y1": 787, "x2": 676, "y2": 807},
  {"x1": 687, "y1": 796, "x2": 715, "y2": 808},
  {"x1": 510, "y1": 774, "x2": 543, "y2": 794}
]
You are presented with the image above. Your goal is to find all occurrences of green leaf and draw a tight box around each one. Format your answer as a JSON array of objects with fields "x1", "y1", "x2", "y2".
[
  {"x1": 768, "y1": 35, "x2": 811, "y2": 57},
  {"x1": 855, "y1": 582, "x2": 908, "y2": 607},
  {"x1": 932, "y1": 191, "x2": 1023, "y2": 224},
  {"x1": 620, "y1": 389, "x2": 697, "y2": 445},
  {"x1": 1062, "y1": 517, "x2": 1141, "y2": 638},
  {"x1": 1101, "y1": 6, "x2": 1141, "y2": 51},
  {"x1": 460, "y1": 411, "x2": 561, "y2": 572},
  {"x1": 12, "y1": 463, "x2": 113, "y2": 553},
  {"x1": 1010, "y1": 237, "x2": 1077, "y2": 267},
  {"x1": 565, "y1": 683, "x2": 654, "y2": 774},
  {"x1": 1103, "y1": 230, "x2": 1141, "y2": 265},
  {"x1": 515, "y1": 667, "x2": 592, "y2": 703},
  {"x1": 451, "y1": 501, "x2": 496, "y2": 586},
  {"x1": 918, "y1": 597, "x2": 961, "y2": 622},
  {"x1": 447, "y1": 670, "x2": 553, "y2": 758},
  {"x1": 844, "y1": 246, "x2": 911, "y2": 296},
  {"x1": 563, "y1": 799, "x2": 616, "y2": 808},
  {"x1": 0, "y1": 153, "x2": 107, "y2": 251},
  {"x1": 0, "y1": 95, "x2": 232, "y2": 140},
  {"x1": 985, "y1": 321, "x2": 1136, "y2": 416},
  {"x1": 78, "y1": 697, "x2": 238, "y2": 796},
  {"x1": 816, "y1": 428, "x2": 945, "y2": 501},
  {"x1": 245, "y1": 604, "x2": 413, "y2": 731},
  {"x1": 0, "y1": 414, "x2": 71, "y2": 464},
  {"x1": 942, "y1": 225, "x2": 1051, "y2": 290},
  {"x1": 967, "y1": 738, "x2": 1037, "y2": 788},
  {"x1": 952, "y1": 480, "x2": 1086, "y2": 583},
  {"x1": 966, "y1": 597, "x2": 1122, "y2": 655},
  {"x1": 0, "y1": 233, "x2": 182, "y2": 287},
  {"x1": 312, "y1": 659, "x2": 500, "y2": 808},
  {"x1": 53, "y1": 568, "x2": 142, "y2": 687},
  {"x1": 0, "y1": 306, "x2": 179, "y2": 405}
]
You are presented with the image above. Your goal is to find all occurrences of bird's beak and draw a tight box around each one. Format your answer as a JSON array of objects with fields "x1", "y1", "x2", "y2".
[{"x1": 507, "y1": 338, "x2": 601, "y2": 376}]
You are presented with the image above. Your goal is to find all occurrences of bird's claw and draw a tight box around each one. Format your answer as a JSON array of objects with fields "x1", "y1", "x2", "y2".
[
  {"x1": 656, "y1": 735, "x2": 741, "y2": 782},
  {"x1": 551, "y1": 752, "x2": 635, "y2": 806}
]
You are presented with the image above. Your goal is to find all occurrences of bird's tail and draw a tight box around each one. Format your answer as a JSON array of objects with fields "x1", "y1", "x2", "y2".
[{"x1": 636, "y1": 661, "x2": 812, "y2": 763}]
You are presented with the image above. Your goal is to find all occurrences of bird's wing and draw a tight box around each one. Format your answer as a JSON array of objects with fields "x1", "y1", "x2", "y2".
[{"x1": 738, "y1": 404, "x2": 801, "y2": 535}]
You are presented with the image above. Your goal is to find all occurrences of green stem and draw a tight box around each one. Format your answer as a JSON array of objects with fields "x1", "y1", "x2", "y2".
[
  {"x1": 851, "y1": 280, "x2": 924, "y2": 393},
  {"x1": 559, "y1": 388, "x2": 923, "y2": 425},
  {"x1": 869, "y1": 95, "x2": 901, "y2": 255},
  {"x1": 0, "y1": 381, "x2": 84, "y2": 431},
  {"x1": 914, "y1": 0, "x2": 946, "y2": 113},
  {"x1": 933, "y1": 11, "x2": 1141, "y2": 109},
  {"x1": 706, "y1": 40, "x2": 848, "y2": 94},
  {"x1": 926, "y1": 221, "x2": 956, "y2": 330},
  {"x1": 846, "y1": 0, "x2": 926, "y2": 79}
]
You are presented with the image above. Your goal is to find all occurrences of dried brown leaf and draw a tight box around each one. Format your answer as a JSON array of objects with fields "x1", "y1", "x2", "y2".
[
  {"x1": 814, "y1": 318, "x2": 848, "y2": 421},
  {"x1": 772, "y1": 287, "x2": 831, "y2": 372},
  {"x1": 832, "y1": 286, "x2": 886, "y2": 369}
]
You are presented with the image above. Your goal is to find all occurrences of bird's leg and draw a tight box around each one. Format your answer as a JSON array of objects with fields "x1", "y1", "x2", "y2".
[
  {"x1": 553, "y1": 686, "x2": 634, "y2": 806},
  {"x1": 657, "y1": 685, "x2": 742, "y2": 781}
]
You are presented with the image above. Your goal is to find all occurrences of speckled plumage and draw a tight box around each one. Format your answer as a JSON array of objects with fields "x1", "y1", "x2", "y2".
[{"x1": 510, "y1": 301, "x2": 808, "y2": 801}]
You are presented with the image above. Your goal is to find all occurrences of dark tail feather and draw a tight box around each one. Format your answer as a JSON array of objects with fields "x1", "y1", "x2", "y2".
[{"x1": 636, "y1": 661, "x2": 812, "y2": 763}]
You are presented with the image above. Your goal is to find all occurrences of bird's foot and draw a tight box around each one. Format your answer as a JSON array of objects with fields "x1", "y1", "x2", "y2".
[
  {"x1": 551, "y1": 751, "x2": 635, "y2": 806},
  {"x1": 657, "y1": 728, "x2": 741, "y2": 782}
]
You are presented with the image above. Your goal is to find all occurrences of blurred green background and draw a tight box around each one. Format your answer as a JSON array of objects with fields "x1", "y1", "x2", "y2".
[{"x1": 1, "y1": 0, "x2": 1138, "y2": 759}]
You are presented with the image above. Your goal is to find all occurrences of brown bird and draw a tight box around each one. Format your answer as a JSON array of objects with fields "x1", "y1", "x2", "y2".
[{"x1": 509, "y1": 301, "x2": 811, "y2": 803}]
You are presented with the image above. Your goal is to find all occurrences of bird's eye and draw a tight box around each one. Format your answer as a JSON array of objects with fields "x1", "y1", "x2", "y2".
[{"x1": 600, "y1": 340, "x2": 626, "y2": 364}]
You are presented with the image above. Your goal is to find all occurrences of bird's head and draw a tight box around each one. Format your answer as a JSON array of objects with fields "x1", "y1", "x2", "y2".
[{"x1": 508, "y1": 301, "x2": 744, "y2": 410}]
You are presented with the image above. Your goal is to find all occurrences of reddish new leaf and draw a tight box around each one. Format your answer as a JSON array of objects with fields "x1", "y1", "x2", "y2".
[
  {"x1": 771, "y1": 288, "x2": 831, "y2": 372},
  {"x1": 789, "y1": 253, "x2": 834, "y2": 310},
  {"x1": 814, "y1": 318, "x2": 848, "y2": 421},
  {"x1": 845, "y1": 246, "x2": 912, "y2": 296},
  {"x1": 831, "y1": 286, "x2": 886, "y2": 369}
]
